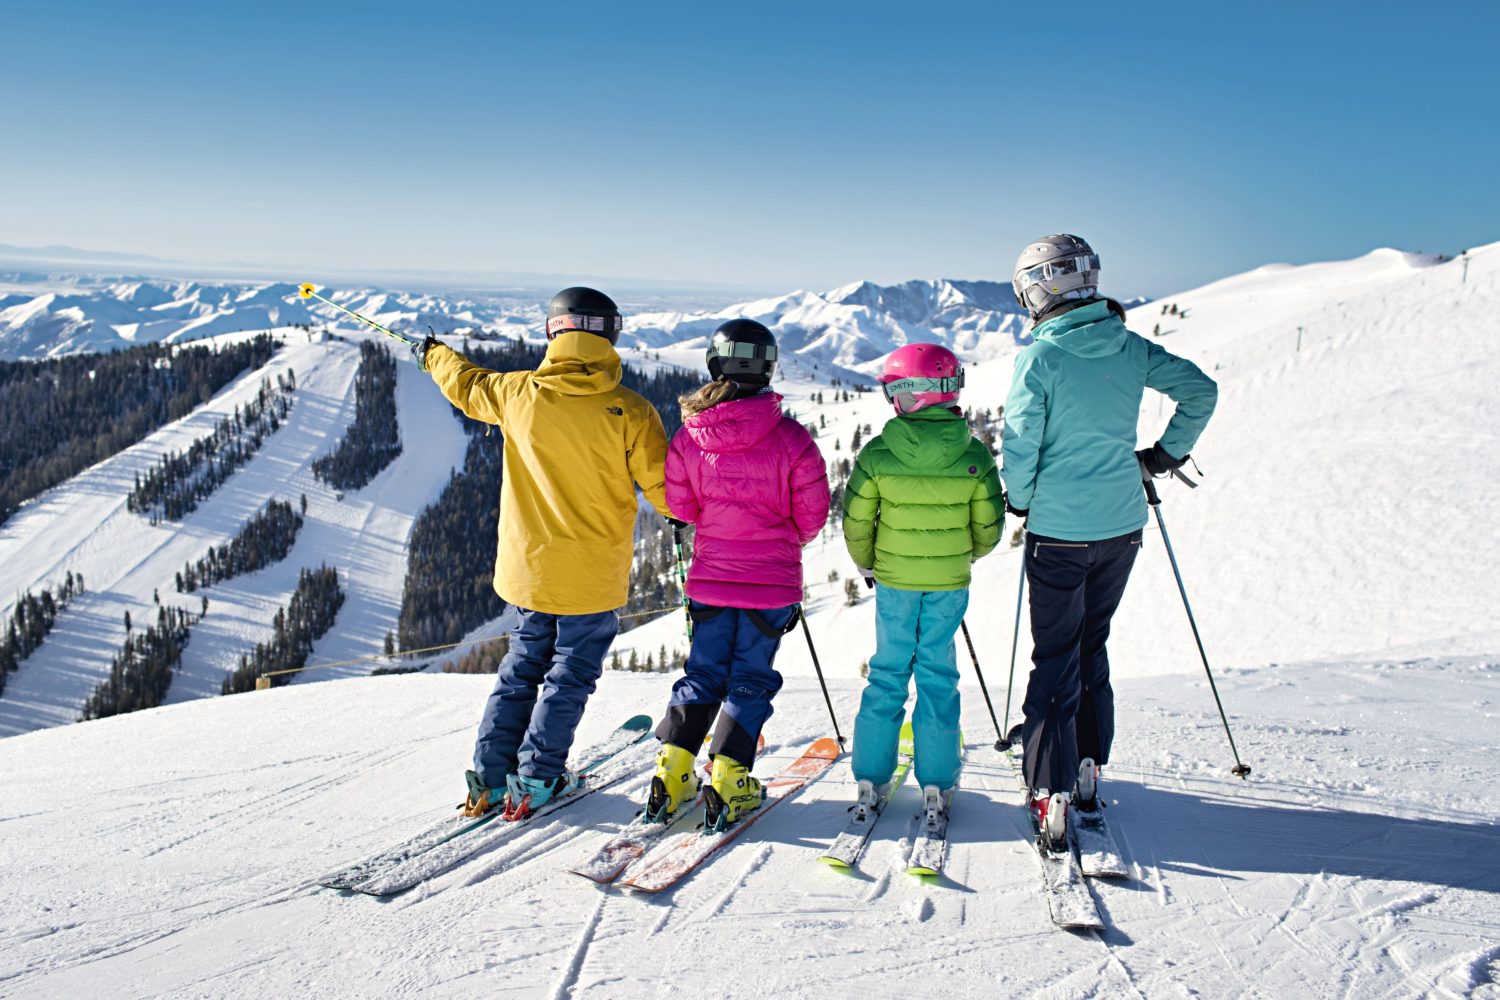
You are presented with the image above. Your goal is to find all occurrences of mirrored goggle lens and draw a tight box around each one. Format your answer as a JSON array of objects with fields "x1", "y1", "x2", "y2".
[
  {"x1": 547, "y1": 313, "x2": 623, "y2": 335},
  {"x1": 880, "y1": 373, "x2": 963, "y2": 401},
  {"x1": 1015, "y1": 253, "x2": 1100, "y2": 289},
  {"x1": 710, "y1": 341, "x2": 777, "y2": 362}
]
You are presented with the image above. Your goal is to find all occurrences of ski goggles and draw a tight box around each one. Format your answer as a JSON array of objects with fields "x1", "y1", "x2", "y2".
[
  {"x1": 708, "y1": 340, "x2": 778, "y2": 362},
  {"x1": 880, "y1": 372, "x2": 964, "y2": 403},
  {"x1": 546, "y1": 313, "x2": 624, "y2": 337},
  {"x1": 1013, "y1": 253, "x2": 1100, "y2": 293}
]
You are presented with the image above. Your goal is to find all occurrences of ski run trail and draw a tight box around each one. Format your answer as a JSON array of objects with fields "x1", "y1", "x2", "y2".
[{"x1": 1, "y1": 243, "x2": 1498, "y2": 998}]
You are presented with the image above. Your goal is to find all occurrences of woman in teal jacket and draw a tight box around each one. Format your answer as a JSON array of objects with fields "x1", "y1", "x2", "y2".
[
  {"x1": 1002, "y1": 234, "x2": 1217, "y2": 848},
  {"x1": 844, "y1": 344, "x2": 1003, "y2": 821}
]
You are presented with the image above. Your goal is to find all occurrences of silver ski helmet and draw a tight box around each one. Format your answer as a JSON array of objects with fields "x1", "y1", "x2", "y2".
[
  {"x1": 706, "y1": 318, "x2": 778, "y2": 386},
  {"x1": 1012, "y1": 234, "x2": 1100, "y2": 318},
  {"x1": 546, "y1": 286, "x2": 623, "y2": 344}
]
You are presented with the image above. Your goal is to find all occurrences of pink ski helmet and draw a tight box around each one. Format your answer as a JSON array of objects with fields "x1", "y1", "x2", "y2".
[{"x1": 878, "y1": 343, "x2": 964, "y2": 414}]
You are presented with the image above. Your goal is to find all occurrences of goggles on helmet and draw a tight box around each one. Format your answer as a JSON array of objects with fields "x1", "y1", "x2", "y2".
[
  {"x1": 1013, "y1": 253, "x2": 1100, "y2": 293},
  {"x1": 879, "y1": 372, "x2": 964, "y2": 403},
  {"x1": 546, "y1": 313, "x2": 624, "y2": 337},
  {"x1": 708, "y1": 340, "x2": 778, "y2": 362}
]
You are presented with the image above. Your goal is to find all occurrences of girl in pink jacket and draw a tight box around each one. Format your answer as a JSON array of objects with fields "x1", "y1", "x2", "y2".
[{"x1": 647, "y1": 319, "x2": 830, "y2": 832}]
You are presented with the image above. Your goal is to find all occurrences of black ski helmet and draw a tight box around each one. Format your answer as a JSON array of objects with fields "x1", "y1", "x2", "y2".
[
  {"x1": 546, "y1": 286, "x2": 623, "y2": 344},
  {"x1": 706, "y1": 318, "x2": 778, "y2": 386}
]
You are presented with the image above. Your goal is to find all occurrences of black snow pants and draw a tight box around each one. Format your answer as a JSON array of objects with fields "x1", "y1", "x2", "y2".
[{"x1": 1020, "y1": 529, "x2": 1142, "y2": 796}]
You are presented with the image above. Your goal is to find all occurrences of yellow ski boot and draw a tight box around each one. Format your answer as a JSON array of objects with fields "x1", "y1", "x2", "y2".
[
  {"x1": 704, "y1": 754, "x2": 765, "y2": 832},
  {"x1": 645, "y1": 743, "x2": 700, "y2": 823}
]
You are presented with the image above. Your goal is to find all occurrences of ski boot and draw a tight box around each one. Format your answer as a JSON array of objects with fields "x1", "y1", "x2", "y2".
[
  {"x1": 852, "y1": 778, "x2": 892, "y2": 824},
  {"x1": 644, "y1": 742, "x2": 700, "y2": 823},
  {"x1": 703, "y1": 754, "x2": 764, "y2": 833},
  {"x1": 919, "y1": 784, "x2": 951, "y2": 838},
  {"x1": 1029, "y1": 788, "x2": 1068, "y2": 855},
  {"x1": 502, "y1": 770, "x2": 578, "y2": 821},
  {"x1": 461, "y1": 770, "x2": 506, "y2": 818},
  {"x1": 1075, "y1": 758, "x2": 1100, "y2": 814}
]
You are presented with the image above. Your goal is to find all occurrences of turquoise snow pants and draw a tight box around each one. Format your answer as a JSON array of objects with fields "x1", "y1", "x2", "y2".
[{"x1": 852, "y1": 584, "x2": 968, "y2": 791}]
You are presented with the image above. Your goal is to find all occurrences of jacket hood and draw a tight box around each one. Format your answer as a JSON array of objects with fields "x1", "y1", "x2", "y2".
[
  {"x1": 883, "y1": 406, "x2": 972, "y2": 467},
  {"x1": 531, "y1": 330, "x2": 623, "y2": 395},
  {"x1": 1033, "y1": 298, "x2": 1128, "y2": 359},
  {"x1": 684, "y1": 390, "x2": 783, "y2": 453}
]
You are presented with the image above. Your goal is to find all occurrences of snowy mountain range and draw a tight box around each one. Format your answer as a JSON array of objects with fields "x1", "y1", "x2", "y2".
[
  {"x1": 0, "y1": 241, "x2": 1496, "y2": 997},
  {"x1": 0, "y1": 272, "x2": 1041, "y2": 374}
]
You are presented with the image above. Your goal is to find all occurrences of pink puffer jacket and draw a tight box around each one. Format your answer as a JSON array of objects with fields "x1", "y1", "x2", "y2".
[{"x1": 666, "y1": 391, "x2": 830, "y2": 609}]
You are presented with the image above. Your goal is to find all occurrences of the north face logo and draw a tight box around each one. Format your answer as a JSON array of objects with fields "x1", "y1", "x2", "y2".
[{"x1": 605, "y1": 406, "x2": 624, "y2": 416}]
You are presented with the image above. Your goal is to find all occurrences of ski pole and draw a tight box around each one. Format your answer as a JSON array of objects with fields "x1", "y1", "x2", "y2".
[
  {"x1": 297, "y1": 283, "x2": 419, "y2": 348},
  {"x1": 671, "y1": 523, "x2": 692, "y2": 640},
  {"x1": 996, "y1": 555, "x2": 1027, "y2": 751},
  {"x1": 1139, "y1": 459, "x2": 1251, "y2": 778},
  {"x1": 798, "y1": 612, "x2": 847, "y2": 749},
  {"x1": 958, "y1": 619, "x2": 1005, "y2": 750}
]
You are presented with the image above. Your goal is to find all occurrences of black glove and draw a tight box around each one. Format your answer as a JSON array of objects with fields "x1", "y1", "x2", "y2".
[
  {"x1": 666, "y1": 517, "x2": 689, "y2": 530},
  {"x1": 1136, "y1": 442, "x2": 1188, "y2": 477},
  {"x1": 1005, "y1": 501, "x2": 1029, "y2": 521},
  {"x1": 411, "y1": 335, "x2": 441, "y2": 372}
]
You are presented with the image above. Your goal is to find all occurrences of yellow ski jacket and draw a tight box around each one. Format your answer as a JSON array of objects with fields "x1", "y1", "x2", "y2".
[{"x1": 425, "y1": 331, "x2": 671, "y2": 615}]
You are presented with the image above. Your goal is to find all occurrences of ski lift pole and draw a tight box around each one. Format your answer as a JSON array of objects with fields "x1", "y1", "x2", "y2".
[
  {"x1": 958, "y1": 619, "x2": 1005, "y2": 750},
  {"x1": 1139, "y1": 459, "x2": 1251, "y2": 778},
  {"x1": 297, "y1": 283, "x2": 419, "y2": 348},
  {"x1": 798, "y1": 612, "x2": 846, "y2": 749},
  {"x1": 671, "y1": 522, "x2": 693, "y2": 640}
]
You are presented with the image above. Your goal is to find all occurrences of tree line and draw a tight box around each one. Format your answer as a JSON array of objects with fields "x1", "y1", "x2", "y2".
[
  {"x1": 396, "y1": 337, "x2": 700, "y2": 652},
  {"x1": 312, "y1": 341, "x2": 402, "y2": 492},
  {"x1": 79, "y1": 604, "x2": 197, "y2": 720},
  {"x1": 0, "y1": 571, "x2": 83, "y2": 697},
  {"x1": 0, "y1": 334, "x2": 279, "y2": 527},
  {"x1": 176, "y1": 497, "x2": 305, "y2": 593},
  {"x1": 126, "y1": 373, "x2": 295, "y2": 523},
  {"x1": 221, "y1": 565, "x2": 345, "y2": 694}
]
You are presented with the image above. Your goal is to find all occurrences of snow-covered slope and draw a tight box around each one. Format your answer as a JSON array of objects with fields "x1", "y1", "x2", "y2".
[
  {"x1": 0, "y1": 329, "x2": 470, "y2": 737},
  {"x1": 0, "y1": 660, "x2": 1494, "y2": 997}
]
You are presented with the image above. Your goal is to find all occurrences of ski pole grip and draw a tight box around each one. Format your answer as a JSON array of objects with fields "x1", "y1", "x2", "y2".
[{"x1": 1138, "y1": 458, "x2": 1162, "y2": 507}]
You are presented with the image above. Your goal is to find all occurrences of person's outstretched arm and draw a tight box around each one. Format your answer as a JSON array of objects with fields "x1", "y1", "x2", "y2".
[{"x1": 423, "y1": 343, "x2": 514, "y2": 428}]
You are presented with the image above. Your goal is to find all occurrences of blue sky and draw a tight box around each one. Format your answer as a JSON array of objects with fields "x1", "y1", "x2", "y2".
[{"x1": 2, "y1": 1, "x2": 1496, "y2": 296}]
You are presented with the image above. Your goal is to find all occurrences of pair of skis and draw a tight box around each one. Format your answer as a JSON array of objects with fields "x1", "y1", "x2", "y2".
[
  {"x1": 569, "y1": 737, "x2": 842, "y2": 893},
  {"x1": 317, "y1": 715, "x2": 654, "y2": 896},
  {"x1": 814, "y1": 722, "x2": 946, "y2": 876},
  {"x1": 1001, "y1": 742, "x2": 1128, "y2": 930}
]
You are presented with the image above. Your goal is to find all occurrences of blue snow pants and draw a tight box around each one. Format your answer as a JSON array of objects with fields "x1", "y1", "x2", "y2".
[
  {"x1": 472, "y1": 605, "x2": 618, "y2": 787},
  {"x1": 1020, "y1": 530, "x2": 1141, "y2": 796},
  {"x1": 853, "y1": 584, "x2": 968, "y2": 791},
  {"x1": 655, "y1": 601, "x2": 796, "y2": 765}
]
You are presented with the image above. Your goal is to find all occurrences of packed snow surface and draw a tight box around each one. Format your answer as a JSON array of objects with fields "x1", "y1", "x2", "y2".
[{"x1": 0, "y1": 242, "x2": 1497, "y2": 996}]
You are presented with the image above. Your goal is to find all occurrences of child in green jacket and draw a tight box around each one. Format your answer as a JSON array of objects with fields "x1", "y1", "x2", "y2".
[{"x1": 844, "y1": 343, "x2": 1003, "y2": 824}]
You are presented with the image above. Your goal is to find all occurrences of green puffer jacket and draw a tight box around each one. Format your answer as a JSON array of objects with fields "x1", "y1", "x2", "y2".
[{"x1": 843, "y1": 406, "x2": 1003, "y2": 591}]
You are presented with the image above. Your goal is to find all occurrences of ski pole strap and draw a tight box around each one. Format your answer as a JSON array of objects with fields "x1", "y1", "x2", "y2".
[{"x1": 743, "y1": 607, "x2": 800, "y2": 638}]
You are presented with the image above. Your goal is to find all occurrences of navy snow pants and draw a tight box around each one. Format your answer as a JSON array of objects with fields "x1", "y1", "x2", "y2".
[
  {"x1": 655, "y1": 601, "x2": 797, "y2": 765},
  {"x1": 1020, "y1": 529, "x2": 1141, "y2": 796},
  {"x1": 472, "y1": 605, "x2": 618, "y2": 787}
]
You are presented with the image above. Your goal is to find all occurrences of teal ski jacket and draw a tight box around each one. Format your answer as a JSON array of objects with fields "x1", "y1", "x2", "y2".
[
  {"x1": 843, "y1": 406, "x2": 1003, "y2": 591},
  {"x1": 1001, "y1": 299, "x2": 1217, "y2": 541}
]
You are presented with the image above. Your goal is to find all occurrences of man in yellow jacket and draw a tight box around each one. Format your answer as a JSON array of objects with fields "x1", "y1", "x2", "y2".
[{"x1": 414, "y1": 286, "x2": 672, "y2": 819}]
